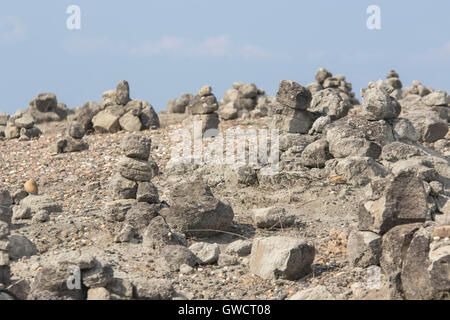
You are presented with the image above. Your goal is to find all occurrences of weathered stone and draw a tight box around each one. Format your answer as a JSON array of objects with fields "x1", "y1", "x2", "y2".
[
  {"x1": 82, "y1": 264, "x2": 114, "y2": 288},
  {"x1": 125, "y1": 202, "x2": 159, "y2": 234},
  {"x1": 120, "y1": 135, "x2": 151, "y2": 160},
  {"x1": 5, "y1": 125, "x2": 19, "y2": 139},
  {"x1": 249, "y1": 236, "x2": 315, "y2": 280},
  {"x1": 68, "y1": 121, "x2": 85, "y2": 139},
  {"x1": 252, "y1": 207, "x2": 295, "y2": 229},
  {"x1": 422, "y1": 90, "x2": 448, "y2": 106},
  {"x1": 156, "y1": 245, "x2": 199, "y2": 272},
  {"x1": 359, "y1": 171, "x2": 428, "y2": 234},
  {"x1": 115, "y1": 81, "x2": 131, "y2": 105},
  {"x1": 362, "y1": 87, "x2": 401, "y2": 120},
  {"x1": 140, "y1": 101, "x2": 160, "y2": 129},
  {"x1": 300, "y1": 139, "x2": 332, "y2": 168},
  {"x1": 92, "y1": 108, "x2": 122, "y2": 133},
  {"x1": 162, "y1": 180, "x2": 234, "y2": 237},
  {"x1": 401, "y1": 227, "x2": 434, "y2": 300},
  {"x1": 19, "y1": 195, "x2": 62, "y2": 216},
  {"x1": 136, "y1": 182, "x2": 159, "y2": 204},
  {"x1": 225, "y1": 240, "x2": 252, "y2": 257},
  {"x1": 392, "y1": 118, "x2": 419, "y2": 142},
  {"x1": 0, "y1": 190, "x2": 12, "y2": 207},
  {"x1": 133, "y1": 279, "x2": 174, "y2": 300},
  {"x1": 103, "y1": 199, "x2": 137, "y2": 222},
  {"x1": 167, "y1": 98, "x2": 188, "y2": 114},
  {"x1": 380, "y1": 223, "x2": 423, "y2": 298},
  {"x1": 217, "y1": 254, "x2": 239, "y2": 267},
  {"x1": 143, "y1": 216, "x2": 186, "y2": 250},
  {"x1": 14, "y1": 115, "x2": 35, "y2": 129},
  {"x1": 309, "y1": 89, "x2": 350, "y2": 119},
  {"x1": 119, "y1": 112, "x2": 142, "y2": 132},
  {"x1": 7, "y1": 235, "x2": 37, "y2": 261},
  {"x1": 289, "y1": 286, "x2": 335, "y2": 300},
  {"x1": 30, "y1": 93, "x2": 57, "y2": 113},
  {"x1": 315, "y1": 68, "x2": 332, "y2": 84},
  {"x1": 87, "y1": 287, "x2": 111, "y2": 300},
  {"x1": 109, "y1": 174, "x2": 137, "y2": 200},
  {"x1": 325, "y1": 157, "x2": 387, "y2": 186},
  {"x1": 276, "y1": 80, "x2": 312, "y2": 110},
  {"x1": 117, "y1": 156, "x2": 153, "y2": 182},
  {"x1": 198, "y1": 85, "x2": 212, "y2": 97},
  {"x1": 325, "y1": 115, "x2": 394, "y2": 159},
  {"x1": 269, "y1": 113, "x2": 313, "y2": 134},
  {"x1": 28, "y1": 267, "x2": 82, "y2": 300},
  {"x1": 54, "y1": 137, "x2": 89, "y2": 154},
  {"x1": 188, "y1": 242, "x2": 220, "y2": 265},
  {"x1": 347, "y1": 230, "x2": 382, "y2": 268},
  {"x1": 381, "y1": 142, "x2": 422, "y2": 162}
]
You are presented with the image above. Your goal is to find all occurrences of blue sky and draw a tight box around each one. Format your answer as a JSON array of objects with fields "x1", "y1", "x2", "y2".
[{"x1": 0, "y1": 0, "x2": 449, "y2": 114}]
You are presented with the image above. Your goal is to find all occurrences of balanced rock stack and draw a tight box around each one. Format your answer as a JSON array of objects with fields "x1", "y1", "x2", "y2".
[
  {"x1": 268, "y1": 80, "x2": 314, "y2": 134},
  {"x1": 3, "y1": 112, "x2": 42, "y2": 141},
  {"x1": 217, "y1": 82, "x2": 268, "y2": 120},
  {"x1": 105, "y1": 135, "x2": 184, "y2": 247},
  {"x1": 347, "y1": 169, "x2": 450, "y2": 300},
  {"x1": 70, "y1": 81, "x2": 160, "y2": 136},
  {"x1": 182, "y1": 85, "x2": 220, "y2": 135},
  {"x1": 26, "y1": 93, "x2": 69, "y2": 124},
  {"x1": 166, "y1": 93, "x2": 195, "y2": 114},
  {"x1": 0, "y1": 190, "x2": 12, "y2": 293},
  {"x1": 308, "y1": 68, "x2": 359, "y2": 106}
]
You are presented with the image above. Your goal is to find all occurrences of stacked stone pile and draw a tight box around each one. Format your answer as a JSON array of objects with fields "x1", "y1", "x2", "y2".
[
  {"x1": 308, "y1": 67, "x2": 359, "y2": 106},
  {"x1": 268, "y1": 80, "x2": 314, "y2": 134},
  {"x1": 181, "y1": 85, "x2": 220, "y2": 135},
  {"x1": 217, "y1": 82, "x2": 269, "y2": 120},
  {"x1": 69, "y1": 80, "x2": 160, "y2": 136},
  {"x1": 3, "y1": 112, "x2": 42, "y2": 141},
  {"x1": 104, "y1": 134, "x2": 173, "y2": 245}
]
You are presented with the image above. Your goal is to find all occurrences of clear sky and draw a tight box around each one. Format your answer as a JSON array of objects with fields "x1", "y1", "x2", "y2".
[{"x1": 0, "y1": 0, "x2": 449, "y2": 114}]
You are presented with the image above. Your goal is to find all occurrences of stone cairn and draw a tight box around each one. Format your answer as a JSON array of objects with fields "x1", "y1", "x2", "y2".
[
  {"x1": 308, "y1": 68, "x2": 360, "y2": 106},
  {"x1": 105, "y1": 134, "x2": 184, "y2": 248},
  {"x1": 0, "y1": 190, "x2": 12, "y2": 294},
  {"x1": 217, "y1": 82, "x2": 268, "y2": 120},
  {"x1": 181, "y1": 85, "x2": 220, "y2": 135},
  {"x1": 69, "y1": 80, "x2": 160, "y2": 138},
  {"x1": 1, "y1": 93, "x2": 72, "y2": 141},
  {"x1": 3, "y1": 112, "x2": 41, "y2": 141}
]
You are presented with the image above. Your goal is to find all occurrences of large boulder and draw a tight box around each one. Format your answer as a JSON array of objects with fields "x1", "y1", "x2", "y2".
[
  {"x1": 325, "y1": 115, "x2": 394, "y2": 159},
  {"x1": 361, "y1": 87, "x2": 401, "y2": 120},
  {"x1": 309, "y1": 88, "x2": 350, "y2": 119},
  {"x1": 276, "y1": 80, "x2": 312, "y2": 110},
  {"x1": 325, "y1": 157, "x2": 387, "y2": 186},
  {"x1": 161, "y1": 180, "x2": 234, "y2": 237},
  {"x1": 380, "y1": 223, "x2": 423, "y2": 298},
  {"x1": 347, "y1": 230, "x2": 382, "y2": 268},
  {"x1": 249, "y1": 236, "x2": 315, "y2": 280},
  {"x1": 358, "y1": 171, "x2": 428, "y2": 235}
]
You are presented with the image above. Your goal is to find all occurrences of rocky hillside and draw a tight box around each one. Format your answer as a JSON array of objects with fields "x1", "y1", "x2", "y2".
[{"x1": 0, "y1": 68, "x2": 448, "y2": 300}]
